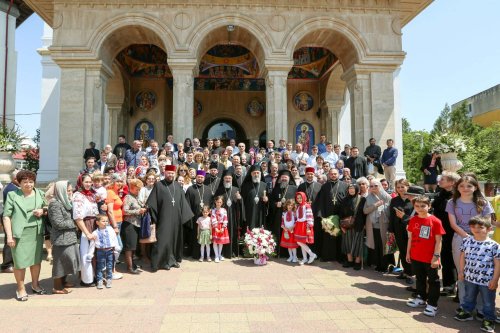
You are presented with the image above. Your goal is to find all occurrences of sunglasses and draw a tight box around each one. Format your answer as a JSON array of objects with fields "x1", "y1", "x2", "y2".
[{"x1": 369, "y1": 185, "x2": 379, "y2": 188}]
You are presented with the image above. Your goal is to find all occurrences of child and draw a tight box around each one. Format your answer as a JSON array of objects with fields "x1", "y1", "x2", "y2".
[
  {"x1": 211, "y1": 196, "x2": 230, "y2": 263},
  {"x1": 197, "y1": 205, "x2": 212, "y2": 262},
  {"x1": 454, "y1": 216, "x2": 500, "y2": 333},
  {"x1": 92, "y1": 173, "x2": 107, "y2": 214},
  {"x1": 406, "y1": 195, "x2": 445, "y2": 317},
  {"x1": 280, "y1": 199, "x2": 298, "y2": 263},
  {"x1": 294, "y1": 192, "x2": 317, "y2": 265},
  {"x1": 87, "y1": 214, "x2": 119, "y2": 289}
]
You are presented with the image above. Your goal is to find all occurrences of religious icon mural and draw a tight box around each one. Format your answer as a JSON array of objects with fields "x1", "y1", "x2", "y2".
[
  {"x1": 293, "y1": 92, "x2": 314, "y2": 112},
  {"x1": 247, "y1": 98, "x2": 265, "y2": 117},
  {"x1": 116, "y1": 45, "x2": 171, "y2": 78},
  {"x1": 295, "y1": 122, "x2": 314, "y2": 154},
  {"x1": 289, "y1": 47, "x2": 338, "y2": 79},
  {"x1": 135, "y1": 90, "x2": 156, "y2": 112},
  {"x1": 194, "y1": 99, "x2": 202, "y2": 118},
  {"x1": 134, "y1": 120, "x2": 155, "y2": 147}
]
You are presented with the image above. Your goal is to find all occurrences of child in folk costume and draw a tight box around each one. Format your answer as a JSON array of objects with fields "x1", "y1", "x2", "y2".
[
  {"x1": 281, "y1": 199, "x2": 299, "y2": 263},
  {"x1": 294, "y1": 192, "x2": 317, "y2": 265},
  {"x1": 197, "y1": 205, "x2": 212, "y2": 262},
  {"x1": 211, "y1": 196, "x2": 230, "y2": 263}
]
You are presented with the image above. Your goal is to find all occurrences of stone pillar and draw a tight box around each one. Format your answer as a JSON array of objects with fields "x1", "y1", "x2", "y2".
[
  {"x1": 393, "y1": 68, "x2": 406, "y2": 178},
  {"x1": 54, "y1": 61, "x2": 111, "y2": 179},
  {"x1": 264, "y1": 61, "x2": 293, "y2": 142},
  {"x1": 325, "y1": 100, "x2": 342, "y2": 144},
  {"x1": 342, "y1": 64, "x2": 404, "y2": 176},
  {"x1": 37, "y1": 24, "x2": 61, "y2": 182},
  {"x1": 0, "y1": 1, "x2": 19, "y2": 128},
  {"x1": 107, "y1": 103, "x2": 122, "y2": 146},
  {"x1": 169, "y1": 59, "x2": 196, "y2": 142}
]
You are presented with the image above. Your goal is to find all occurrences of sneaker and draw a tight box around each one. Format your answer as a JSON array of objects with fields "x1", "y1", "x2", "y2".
[
  {"x1": 454, "y1": 310, "x2": 473, "y2": 321},
  {"x1": 112, "y1": 272, "x2": 123, "y2": 280},
  {"x1": 214, "y1": 257, "x2": 220, "y2": 263},
  {"x1": 406, "y1": 296, "x2": 426, "y2": 308},
  {"x1": 299, "y1": 259, "x2": 307, "y2": 265},
  {"x1": 476, "y1": 312, "x2": 485, "y2": 321},
  {"x1": 96, "y1": 281, "x2": 104, "y2": 289},
  {"x1": 292, "y1": 257, "x2": 298, "y2": 263},
  {"x1": 495, "y1": 316, "x2": 500, "y2": 324},
  {"x1": 106, "y1": 280, "x2": 112, "y2": 289},
  {"x1": 423, "y1": 305, "x2": 438, "y2": 317},
  {"x1": 220, "y1": 256, "x2": 225, "y2": 261},
  {"x1": 481, "y1": 320, "x2": 495, "y2": 333},
  {"x1": 287, "y1": 256, "x2": 293, "y2": 262},
  {"x1": 455, "y1": 307, "x2": 463, "y2": 314},
  {"x1": 308, "y1": 253, "x2": 317, "y2": 264},
  {"x1": 199, "y1": 258, "x2": 203, "y2": 262},
  {"x1": 207, "y1": 258, "x2": 212, "y2": 262}
]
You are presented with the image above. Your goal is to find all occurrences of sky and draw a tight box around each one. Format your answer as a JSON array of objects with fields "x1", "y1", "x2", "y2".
[{"x1": 13, "y1": 0, "x2": 500, "y2": 137}]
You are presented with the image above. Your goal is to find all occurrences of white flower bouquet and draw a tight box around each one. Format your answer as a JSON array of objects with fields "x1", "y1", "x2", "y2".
[
  {"x1": 0, "y1": 125, "x2": 22, "y2": 153},
  {"x1": 243, "y1": 227, "x2": 276, "y2": 265},
  {"x1": 431, "y1": 132, "x2": 467, "y2": 154}
]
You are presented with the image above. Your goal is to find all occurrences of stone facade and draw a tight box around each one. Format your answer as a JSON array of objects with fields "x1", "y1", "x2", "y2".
[{"x1": 28, "y1": 0, "x2": 432, "y2": 180}]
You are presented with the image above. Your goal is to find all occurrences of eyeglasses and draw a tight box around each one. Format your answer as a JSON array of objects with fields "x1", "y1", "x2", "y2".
[
  {"x1": 369, "y1": 185, "x2": 379, "y2": 188},
  {"x1": 179, "y1": 169, "x2": 187, "y2": 172}
]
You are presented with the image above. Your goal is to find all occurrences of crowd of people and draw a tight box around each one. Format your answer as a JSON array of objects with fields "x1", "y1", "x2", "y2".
[{"x1": 1, "y1": 134, "x2": 499, "y2": 332}]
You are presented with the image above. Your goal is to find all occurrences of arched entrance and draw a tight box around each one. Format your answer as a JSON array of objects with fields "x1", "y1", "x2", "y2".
[{"x1": 202, "y1": 118, "x2": 247, "y2": 146}]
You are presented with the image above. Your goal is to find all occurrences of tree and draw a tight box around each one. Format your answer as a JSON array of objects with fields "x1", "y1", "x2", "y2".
[
  {"x1": 25, "y1": 129, "x2": 40, "y2": 172},
  {"x1": 432, "y1": 104, "x2": 451, "y2": 135},
  {"x1": 402, "y1": 118, "x2": 430, "y2": 184}
]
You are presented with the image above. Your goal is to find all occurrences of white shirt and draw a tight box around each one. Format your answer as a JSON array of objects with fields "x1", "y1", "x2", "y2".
[
  {"x1": 306, "y1": 155, "x2": 318, "y2": 168},
  {"x1": 321, "y1": 151, "x2": 339, "y2": 166},
  {"x1": 291, "y1": 151, "x2": 309, "y2": 175}
]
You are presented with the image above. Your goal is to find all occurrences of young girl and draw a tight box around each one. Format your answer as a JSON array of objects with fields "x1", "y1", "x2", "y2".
[
  {"x1": 280, "y1": 199, "x2": 298, "y2": 263},
  {"x1": 294, "y1": 192, "x2": 317, "y2": 265},
  {"x1": 197, "y1": 205, "x2": 212, "y2": 262},
  {"x1": 211, "y1": 196, "x2": 230, "y2": 263},
  {"x1": 446, "y1": 174, "x2": 494, "y2": 314}
]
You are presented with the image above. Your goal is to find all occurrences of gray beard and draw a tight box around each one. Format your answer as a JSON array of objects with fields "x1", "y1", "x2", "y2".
[
  {"x1": 280, "y1": 182, "x2": 287, "y2": 189},
  {"x1": 252, "y1": 176, "x2": 260, "y2": 183},
  {"x1": 224, "y1": 182, "x2": 231, "y2": 189}
]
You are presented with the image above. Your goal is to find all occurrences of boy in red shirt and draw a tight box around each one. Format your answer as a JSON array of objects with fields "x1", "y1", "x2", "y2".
[{"x1": 405, "y1": 195, "x2": 445, "y2": 317}]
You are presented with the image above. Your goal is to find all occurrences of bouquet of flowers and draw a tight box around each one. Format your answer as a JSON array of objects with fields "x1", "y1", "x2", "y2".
[
  {"x1": 431, "y1": 132, "x2": 467, "y2": 154},
  {"x1": 0, "y1": 125, "x2": 22, "y2": 153},
  {"x1": 321, "y1": 215, "x2": 341, "y2": 237},
  {"x1": 243, "y1": 227, "x2": 277, "y2": 265},
  {"x1": 385, "y1": 232, "x2": 398, "y2": 255}
]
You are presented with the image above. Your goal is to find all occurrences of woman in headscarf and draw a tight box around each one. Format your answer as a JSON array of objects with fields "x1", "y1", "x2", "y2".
[
  {"x1": 363, "y1": 179, "x2": 394, "y2": 272},
  {"x1": 115, "y1": 158, "x2": 128, "y2": 177},
  {"x1": 72, "y1": 173, "x2": 99, "y2": 287},
  {"x1": 48, "y1": 181, "x2": 80, "y2": 294},
  {"x1": 339, "y1": 184, "x2": 366, "y2": 270}
]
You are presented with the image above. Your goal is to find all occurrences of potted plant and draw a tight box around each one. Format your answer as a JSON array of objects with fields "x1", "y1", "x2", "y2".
[
  {"x1": 0, "y1": 125, "x2": 23, "y2": 182},
  {"x1": 430, "y1": 132, "x2": 466, "y2": 172},
  {"x1": 243, "y1": 227, "x2": 277, "y2": 265}
]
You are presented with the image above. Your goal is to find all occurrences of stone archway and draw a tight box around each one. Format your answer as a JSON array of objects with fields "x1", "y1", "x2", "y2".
[{"x1": 202, "y1": 118, "x2": 247, "y2": 146}]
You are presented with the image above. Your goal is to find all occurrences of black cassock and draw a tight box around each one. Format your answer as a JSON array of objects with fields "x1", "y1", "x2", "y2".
[
  {"x1": 298, "y1": 181, "x2": 322, "y2": 254},
  {"x1": 240, "y1": 181, "x2": 268, "y2": 230},
  {"x1": 214, "y1": 185, "x2": 242, "y2": 258},
  {"x1": 316, "y1": 180, "x2": 348, "y2": 261},
  {"x1": 147, "y1": 180, "x2": 194, "y2": 270},
  {"x1": 267, "y1": 184, "x2": 297, "y2": 255},
  {"x1": 185, "y1": 184, "x2": 213, "y2": 259},
  {"x1": 204, "y1": 176, "x2": 221, "y2": 196}
]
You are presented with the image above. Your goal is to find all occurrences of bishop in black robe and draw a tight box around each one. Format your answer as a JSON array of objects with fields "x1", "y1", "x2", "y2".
[
  {"x1": 240, "y1": 165, "x2": 268, "y2": 231},
  {"x1": 147, "y1": 168, "x2": 194, "y2": 271},
  {"x1": 316, "y1": 168, "x2": 348, "y2": 261},
  {"x1": 186, "y1": 171, "x2": 213, "y2": 259},
  {"x1": 214, "y1": 170, "x2": 242, "y2": 258}
]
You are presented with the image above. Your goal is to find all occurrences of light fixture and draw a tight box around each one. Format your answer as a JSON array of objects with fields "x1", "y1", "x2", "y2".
[{"x1": 227, "y1": 25, "x2": 235, "y2": 32}]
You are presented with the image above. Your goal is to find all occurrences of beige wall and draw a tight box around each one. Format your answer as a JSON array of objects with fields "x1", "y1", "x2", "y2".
[{"x1": 287, "y1": 80, "x2": 321, "y2": 145}]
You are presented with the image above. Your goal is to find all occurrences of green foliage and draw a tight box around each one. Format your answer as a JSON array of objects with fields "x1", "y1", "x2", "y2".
[
  {"x1": 402, "y1": 126, "x2": 430, "y2": 184},
  {"x1": 464, "y1": 122, "x2": 500, "y2": 181},
  {"x1": 0, "y1": 125, "x2": 23, "y2": 152},
  {"x1": 25, "y1": 129, "x2": 40, "y2": 172},
  {"x1": 432, "y1": 104, "x2": 450, "y2": 134}
]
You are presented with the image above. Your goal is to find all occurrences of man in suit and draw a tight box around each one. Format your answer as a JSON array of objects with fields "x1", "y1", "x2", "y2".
[{"x1": 83, "y1": 142, "x2": 100, "y2": 163}]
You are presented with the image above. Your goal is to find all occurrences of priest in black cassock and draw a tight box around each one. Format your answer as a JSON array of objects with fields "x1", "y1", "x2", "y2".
[
  {"x1": 316, "y1": 168, "x2": 348, "y2": 261},
  {"x1": 240, "y1": 164, "x2": 268, "y2": 231},
  {"x1": 186, "y1": 170, "x2": 213, "y2": 259},
  {"x1": 204, "y1": 161, "x2": 221, "y2": 196},
  {"x1": 214, "y1": 170, "x2": 242, "y2": 258},
  {"x1": 267, "y1": 170, "x2": 297, "y2": 252},
  {"x1": 147, "y1": 165, "x2": 194, "y2": 272},
  {"x1": 298, "y1": 167, "x2": 322, "y2": 255}
]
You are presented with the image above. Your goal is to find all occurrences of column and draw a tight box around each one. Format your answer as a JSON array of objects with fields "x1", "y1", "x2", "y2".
[
  {"x1": 0, "y1": 1, "x2": 19, "y2": 128},
  {"x1": 54, "y1": 60, "x2": 111, "y2": 180},
  {"x1": 107, "y1": 103, "x2": 122, "y2": 146},
  {"x1": 393, "y1": 68, "x2": 406, "y2": 178},
  {"x1": 264, "y1": 61, "x2": 293, "y2": 142},
  {"x1": 169, "y1": 59, "x2": 196, "y2": 142},
  {"x1": 37, "y1": 24, "x2": 61, "y2": 182},
  {"x1": 325, "y1": 100, "x2": 342, "y2": 144}
]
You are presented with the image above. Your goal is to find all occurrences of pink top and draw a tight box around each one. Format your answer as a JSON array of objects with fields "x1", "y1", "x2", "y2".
[{"x1": 196, "y1": 216, "x2": 211, "y2": 230}]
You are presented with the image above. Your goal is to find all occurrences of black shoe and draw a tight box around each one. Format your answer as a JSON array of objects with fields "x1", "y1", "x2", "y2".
[
  {"x1": 128, "y1": 269, "x2": 141, "y2": 275},
  {"x1": 173, "y1": 262, "x2": 181, "y2": 269},
  {"x1": 80, "y1": 281, "x2": 96, "y2": 287},
  {"x1": 396, "y1": 273, "x2": 406, "y2": 280},
  {"x1": 406, "y1": 286, "x2": 417, "y2": 292},
  {"x1": 353, "y1": 262, "x2": 362, "y2": 270},
  {"x1": 342, "y1": 261, "x2": 353, "y2": 268},
  {"x1": 165, "y1": 266, "x2": 171, "y2": 270}
]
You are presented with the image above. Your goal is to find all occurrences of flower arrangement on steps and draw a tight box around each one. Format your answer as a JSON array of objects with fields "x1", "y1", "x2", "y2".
[
  {"x1": 430, "y1": 132, "x2": 466, "y2": 172},
  {"x1": 243, "y1": 227, "x2": 277, "y2": 266}
]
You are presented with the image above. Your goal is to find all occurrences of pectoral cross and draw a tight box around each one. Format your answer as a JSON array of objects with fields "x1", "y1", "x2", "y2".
[
  {"x1": 172, "y1": 199, "x2": 175, "y2": 206},
  {"x1": 332, "y1": 197, "x2": 337, "y2": 205}
]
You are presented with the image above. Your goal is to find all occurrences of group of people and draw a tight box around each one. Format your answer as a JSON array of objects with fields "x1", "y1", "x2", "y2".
[{"x1": 1, "y1": 134, "x2": 499, "y2": 332}]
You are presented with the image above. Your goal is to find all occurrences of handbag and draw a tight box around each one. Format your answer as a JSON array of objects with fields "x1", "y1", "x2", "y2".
[
  {"x1": 367, "y1": 162, "x2": 375, "y2": 175},
  {"x1": 340, "y1": 197, "x2": 361, "y2": 230},
  {"x1": 139, "y1": 212, "x2": 152, "y2": 239},
  {"x1": 139, "y1": 223, "x2": 157, "y2": 244}
]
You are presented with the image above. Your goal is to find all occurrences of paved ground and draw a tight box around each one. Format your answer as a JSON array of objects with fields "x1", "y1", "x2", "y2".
[{"x1": 0, "y1": 254, "x2": 493, "y2": 333}]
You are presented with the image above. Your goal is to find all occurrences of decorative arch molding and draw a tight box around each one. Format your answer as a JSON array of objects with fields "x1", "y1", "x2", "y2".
[
  {"x1": 201, "y1": 118, "x2": 248, "y2": 143},
  {"x1": 186, "y1": 13, "x2": 274, "y2": 71},
  {"x1": 283, "y1": 17, "x2": 369, "y2": 69},
  {"x1": 88, "y1": 13, "x2": 178, "y2": 66},
  {"x1": 195, "y1": 111, "x2": 252, "y2": 139}
]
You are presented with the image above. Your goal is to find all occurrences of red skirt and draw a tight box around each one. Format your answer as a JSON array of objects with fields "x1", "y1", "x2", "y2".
[
  {"x1": 212, "y1": 223, "x2": 230, "y2": 244},
  {"x1": 294, "y1": 221, "x2": 314, "y2": 244},
  {"x1": 280, "y1": 229, "x2": 298, "y2": 249}
]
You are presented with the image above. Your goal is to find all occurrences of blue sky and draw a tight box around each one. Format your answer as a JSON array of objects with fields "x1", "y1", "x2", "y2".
[{"x1": 14, "y1": 0, "x2": 500, "y2": 137}]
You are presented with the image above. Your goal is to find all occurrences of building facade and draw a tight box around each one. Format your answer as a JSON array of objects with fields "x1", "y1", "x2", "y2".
[{"x1": 16, "y1": 0, "x2": 433, "y2": 181}]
